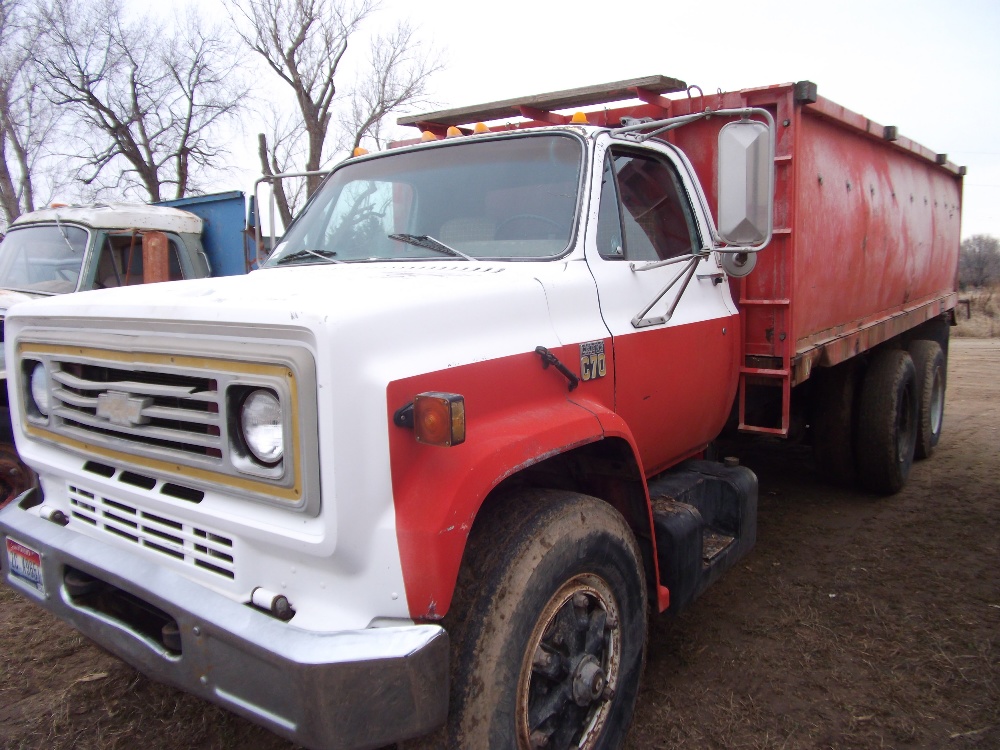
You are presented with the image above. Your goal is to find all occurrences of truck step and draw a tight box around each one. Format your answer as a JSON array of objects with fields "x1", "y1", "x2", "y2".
[
  {"x1": 649, "y1": 460, "x2": 758, "y2": 616},
  {"x1": 702, "y1": 528, "x2": 735, "y2": 563}
]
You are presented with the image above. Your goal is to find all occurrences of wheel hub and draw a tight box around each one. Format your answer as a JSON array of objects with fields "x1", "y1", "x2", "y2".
[
  {"x1": 571, "y1": 655, "x2": 606, "y2": 706},
  {"x1": 517, "y1": 575, "x2": 621, "y2": 750}
]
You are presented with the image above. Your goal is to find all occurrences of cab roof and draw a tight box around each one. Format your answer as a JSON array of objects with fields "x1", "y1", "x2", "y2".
[{"x1": 12, "y1": 203, "x2": 203, "y2": 234}]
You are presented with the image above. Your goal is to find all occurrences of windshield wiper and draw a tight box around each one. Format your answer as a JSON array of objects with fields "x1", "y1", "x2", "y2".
[
  {"x1": 51, "y1": 210, "x2": 80, "y2": 257},
  {"x1": 274, "y1": 248, "x2": 344, "y2": 265},
  {"x1": 389, "y1": 233, "x2": 474, "y2": 261}
]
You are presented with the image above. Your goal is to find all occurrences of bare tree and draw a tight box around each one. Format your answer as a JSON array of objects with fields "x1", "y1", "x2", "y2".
[
  {"x1": 336, "y1": 21, "x2": 440, "y2": 154},
  {"x1": 959, "y1": 234, "x2": 1000, "y2": 289},
  {"x1": 230, "y1": 0, "x2": 374, "y2": 195},
  {"x1": 37, "y1": 0, "x2": 248, "y2": 202},
  {"x1": 256, "y1": 112, "x2": 303, "y2": 229},
  {"x1": 228, "y1": 0, "x2": 439, "y2": 223},
  {"x1": 0, "y1": 0, "x2": 61, "y2": 227}
]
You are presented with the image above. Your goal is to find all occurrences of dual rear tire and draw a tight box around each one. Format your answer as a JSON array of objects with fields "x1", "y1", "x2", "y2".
[
  {"x1": 909, "y1": 340, "x2": 945, "y2": 459},
  {"x1": 813, "y1": 339, "x2": 944, "y2": 494},
  {"x1": 855, "y1": 349, "x2": 919, "y2": 494}
]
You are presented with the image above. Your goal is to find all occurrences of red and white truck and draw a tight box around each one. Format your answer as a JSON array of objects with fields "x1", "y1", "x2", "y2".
[{"x1": 0, "y1": 77, "x2": 961, "y2": 749}]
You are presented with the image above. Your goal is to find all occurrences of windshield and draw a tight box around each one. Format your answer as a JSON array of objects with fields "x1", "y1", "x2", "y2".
[
  {"x1": 0, "y1": 224, "x2": 90, "y2": 294},
  {"x1": 266, "y1": 134, "x2": 583, "y2": 266}
]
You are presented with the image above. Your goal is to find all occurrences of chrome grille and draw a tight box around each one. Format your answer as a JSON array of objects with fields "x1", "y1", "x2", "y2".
[
  {"x1": 50, "y1": 363, "x2": 222, "y2": 460},
  {"x1": 68, "y1": 485, "x2": 235, "y2": 579},
  {"x1": 18, "y1": 338, "x2": 314, "y2": 511}
]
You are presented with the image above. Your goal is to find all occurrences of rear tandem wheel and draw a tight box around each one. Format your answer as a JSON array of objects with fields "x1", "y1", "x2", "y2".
[
  {"x1": 812, "y1": 360, "x2": 861, "y2": 487},
  {"x1": 908, "y1": 339, "x2": 946, "y2": 460},
  {"x1": 855, "y1": 349, "x2": 919, "y2": 495}
]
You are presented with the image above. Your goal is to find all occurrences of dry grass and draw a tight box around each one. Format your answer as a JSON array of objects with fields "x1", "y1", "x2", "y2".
[
  {"x1": 955, "y1": 285, "x2": 1000, "y2": 337},
  {"x1": 627, "y1": 341, "x2": 1000, "y2": 749},
  {"x1": 0, "y1": 584, "x2": 296, "y2": 750}
]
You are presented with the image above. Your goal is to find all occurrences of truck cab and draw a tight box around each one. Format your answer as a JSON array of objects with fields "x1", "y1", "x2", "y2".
[{"x1": 0, "y1": 76, "x2": 959, "y2": 750}]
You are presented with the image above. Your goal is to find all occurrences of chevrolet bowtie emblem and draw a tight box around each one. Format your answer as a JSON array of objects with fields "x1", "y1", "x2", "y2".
[{"x1": 96, "y1": 390, "x2": 153, "y2": 427}]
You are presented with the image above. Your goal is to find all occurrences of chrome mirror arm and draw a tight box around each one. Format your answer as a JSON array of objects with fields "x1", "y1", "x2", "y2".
[{"x1": 630, "y1": 254, "x2": 704, "y2": 328}]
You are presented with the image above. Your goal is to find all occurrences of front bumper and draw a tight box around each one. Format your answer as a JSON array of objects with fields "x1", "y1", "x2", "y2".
[{"x1": 0, "y1": 490, "x2": 449, "y2": 750}]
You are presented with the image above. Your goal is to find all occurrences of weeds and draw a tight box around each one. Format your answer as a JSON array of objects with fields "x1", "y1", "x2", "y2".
[{"x1": 955, "y1": 284, "x2": 999, "y2": 337}]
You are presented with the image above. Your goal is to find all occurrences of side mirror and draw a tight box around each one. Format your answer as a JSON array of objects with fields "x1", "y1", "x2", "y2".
[{"x1": 717, "y1": 119, "x2": 774, "y2": 247}]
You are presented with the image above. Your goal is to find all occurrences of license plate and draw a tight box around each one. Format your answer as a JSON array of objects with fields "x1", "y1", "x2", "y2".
[{"x1": 6, "y1": 538, "x2": 45, "y2": 595}]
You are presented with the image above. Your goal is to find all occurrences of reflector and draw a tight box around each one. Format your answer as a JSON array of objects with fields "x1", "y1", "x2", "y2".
[{"x1": 413, "y1": 392, "x2": 465, "y2": 447}]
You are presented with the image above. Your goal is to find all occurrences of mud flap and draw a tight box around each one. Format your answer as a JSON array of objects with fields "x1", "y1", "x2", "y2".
[{"x1": 649, "y1": 460, "x2": 758, "y2": 616}]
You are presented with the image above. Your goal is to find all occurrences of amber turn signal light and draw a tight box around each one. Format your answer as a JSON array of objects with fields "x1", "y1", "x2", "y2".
[{"x1": 414, "y1": 392, "x2": 465, "y2": 446}]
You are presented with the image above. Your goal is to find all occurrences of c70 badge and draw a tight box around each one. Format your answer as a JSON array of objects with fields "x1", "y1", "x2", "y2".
[{"x1": 579, "y1": 340, "x2": 607, "y2": 381}]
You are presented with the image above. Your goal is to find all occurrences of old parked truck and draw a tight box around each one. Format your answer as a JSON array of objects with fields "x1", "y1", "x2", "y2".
[
  {"x1": 0, "y1": 192, "x2": 253, "y2": 502},
  {"x1": 0, "y1": 77, "x2": 961, "y2": 749}
]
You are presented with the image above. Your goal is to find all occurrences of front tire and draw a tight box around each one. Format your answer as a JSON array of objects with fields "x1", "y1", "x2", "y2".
[{"x1": 444, "y1": 490, "x2": 647, "y2": 749}]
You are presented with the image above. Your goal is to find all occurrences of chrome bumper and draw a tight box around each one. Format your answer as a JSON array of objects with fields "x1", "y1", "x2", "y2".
[{"x1": 0, "y1": 490, "x2": 449, "y2": 750}]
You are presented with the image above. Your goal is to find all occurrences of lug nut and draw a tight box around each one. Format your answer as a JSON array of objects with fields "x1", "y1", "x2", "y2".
[
  {"x1": 532, "y1": 647, "x2": 553, "y2": 670},
  {"x1": 529, "y1": 730, "x2": 551, "y2": 748}
]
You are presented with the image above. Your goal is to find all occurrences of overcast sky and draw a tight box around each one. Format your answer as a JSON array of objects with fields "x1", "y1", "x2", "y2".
[{"x1": 212, "y1": 0, "x2": 999, "y2": 239}]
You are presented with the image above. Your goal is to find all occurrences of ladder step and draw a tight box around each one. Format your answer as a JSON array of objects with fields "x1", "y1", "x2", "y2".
[
  {"x1": 740, "y1": 367, "x2": 789, "y2": 376},
  {"x1": 738, "y1": 423, "x2": 789, "y2": 437}
]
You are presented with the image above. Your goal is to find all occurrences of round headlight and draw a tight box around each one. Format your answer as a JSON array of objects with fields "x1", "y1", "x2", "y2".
[
  {"x1": 30, "y1": 362, "x2": 50, "y2": 417},
  {"x1": 240, "y1": 389, "x2": 283, "y2": 464}
]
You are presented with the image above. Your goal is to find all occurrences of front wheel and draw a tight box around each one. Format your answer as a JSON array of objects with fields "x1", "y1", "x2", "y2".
[{"x1": 444, "y1": 490, "x2": 647, "y2": 749}]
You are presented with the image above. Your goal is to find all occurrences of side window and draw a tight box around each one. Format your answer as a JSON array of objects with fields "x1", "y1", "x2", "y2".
[
  {"x1": 597, "y1": 154, "x2": 624, "y2": 257},
  {"x1": 168, "y1": 239, "x2": 184, "y2": 280},
  {"x1": 597, "y1": 148, "x2": 700, "y2": 262}
]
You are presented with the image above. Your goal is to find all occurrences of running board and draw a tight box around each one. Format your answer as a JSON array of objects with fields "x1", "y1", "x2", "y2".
[{"x1": 649, "y1": 460, "x2": 758, "y2": 616}]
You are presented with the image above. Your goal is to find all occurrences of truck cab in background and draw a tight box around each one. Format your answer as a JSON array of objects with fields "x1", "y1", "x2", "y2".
[
  {"x1": 0, "y1": 192, "x2": 251, "y2": 501},
  {"x1": 0, "y1": 191, "x2": 252, "y2": 373},
  {"x1": 0, "y1": 204, "x2": 208, "y2": 367}
]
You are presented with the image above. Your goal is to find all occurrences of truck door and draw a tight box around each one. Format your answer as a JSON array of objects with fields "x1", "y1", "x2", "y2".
[{"x1": 585, "y1": 138, "x2": 740, "y2": 476}]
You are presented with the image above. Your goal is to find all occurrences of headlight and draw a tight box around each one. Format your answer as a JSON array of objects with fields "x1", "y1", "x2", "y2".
[
  {"x1": 30, "y1": 362, "x2": 50, "y2": 417},
  {"x1": 240, "y1": 389, "x2": 283, "y2": 464}
]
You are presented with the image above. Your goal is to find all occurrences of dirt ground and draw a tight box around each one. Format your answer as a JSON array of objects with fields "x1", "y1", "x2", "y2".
[{"x1": 1, "y1": 339, "x2": 997, "y2": 750}]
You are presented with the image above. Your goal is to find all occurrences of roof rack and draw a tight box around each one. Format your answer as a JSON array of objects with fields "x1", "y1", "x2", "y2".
[{"x1": 398, "y1": 75, "x2": 686, "y2": 131}]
